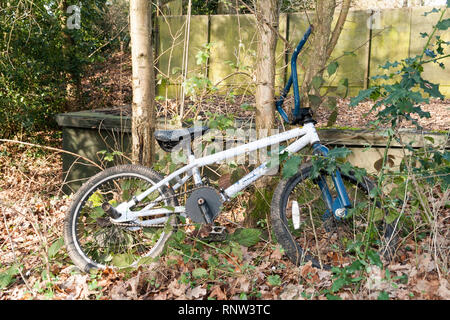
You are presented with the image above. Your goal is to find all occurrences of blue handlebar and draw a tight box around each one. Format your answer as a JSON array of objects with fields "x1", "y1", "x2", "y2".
[{"x1": 275, "y1": 26, "x2": 312, "y2": 123}]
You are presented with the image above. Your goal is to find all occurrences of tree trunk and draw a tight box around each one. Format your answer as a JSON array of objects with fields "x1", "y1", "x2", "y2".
[
  {"x1": 130, "y1": 0, "x2": 156, "y2": 166},
  {"x1": 254, "y1": 0, "x2": 280, "y2": 134},
  {"x1": 244, "y1": 0, "x2": 280, "y2": 228},
  {"x1": 58, "y1": 0, "x2": 83, "y2": 112}
]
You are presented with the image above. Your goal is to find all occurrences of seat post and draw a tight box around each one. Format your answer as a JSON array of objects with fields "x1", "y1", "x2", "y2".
[{"x1": 185, "y1": 143, "x2": 202, "y2": 185}]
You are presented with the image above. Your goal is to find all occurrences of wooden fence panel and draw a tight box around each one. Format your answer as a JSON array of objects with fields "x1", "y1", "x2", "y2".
[{"x1": 157, "y1": 7, "x2": 450, "y2": 99}]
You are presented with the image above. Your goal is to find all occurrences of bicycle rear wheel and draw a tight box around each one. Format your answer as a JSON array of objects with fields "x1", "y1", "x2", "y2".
[
  {"x1": 271, "y1": 164, "x2": 397, "y2": 269},
  {"x1": 64, "y1": 164, "x2": 177, "y2": 272}
]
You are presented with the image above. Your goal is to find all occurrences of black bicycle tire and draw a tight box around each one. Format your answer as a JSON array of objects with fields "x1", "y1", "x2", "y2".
[{"x1": 270, "y1": 163, "x2": 397, "y2": 269}]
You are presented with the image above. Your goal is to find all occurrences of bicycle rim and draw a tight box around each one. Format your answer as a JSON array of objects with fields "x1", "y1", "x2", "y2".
[
  {"x1": 274, "y1": 168, "x2": 393, "y2": 268},
  {"x1": 70, "y1": 171, "x2": 175, "y2": 270}
]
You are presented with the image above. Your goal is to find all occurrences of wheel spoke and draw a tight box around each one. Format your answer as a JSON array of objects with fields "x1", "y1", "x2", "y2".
[
  {"x1": 271, "y1": 166, "x2": 397, "y2": 269},
  {"x1": 65, "y1": 166, "x2": 177, "y2": 271}
]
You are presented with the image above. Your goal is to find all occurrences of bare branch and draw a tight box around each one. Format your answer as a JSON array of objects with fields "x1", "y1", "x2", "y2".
[{"x1": 326, "y1": 0, "x2": 351, "y2": 57}]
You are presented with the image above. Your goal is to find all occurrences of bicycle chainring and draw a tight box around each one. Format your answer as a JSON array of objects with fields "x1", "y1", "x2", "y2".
[{"x1": 185, "y1": 187, "x2": 223, "y2": 224}]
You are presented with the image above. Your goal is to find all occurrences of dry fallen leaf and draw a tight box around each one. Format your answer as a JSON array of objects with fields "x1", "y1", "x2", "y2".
[
  {"x1": 300, "y1": 261, "x2": 319, "y2": 284},
  {"x1": 60, "y1": 274, "x2": 90, "y2": 300},
  {"x1": 168, "y1": 279, "x2": 188, "y2": 297},
  {"x1": 186, "y1": 285, "x2": 207, "y2": 299},
  {"x1": 279, "y1": 284, "x2": 304, "y2": 300},
  {"x1": 437, "y1": 279, "x2": 450, "y2": 300},
  {"x1": 417, "y1": 253, "x2": 436, "y2": 273},
  {"x1": 270, "y1": 245, "x2": 284, "y2": 260},
  {"x1": 209, "y1": 285, "x2": 227, "y2": 300}
]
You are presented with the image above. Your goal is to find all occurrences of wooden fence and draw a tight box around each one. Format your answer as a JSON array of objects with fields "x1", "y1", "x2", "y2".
[{"x1": 155, "y1": 6, "x2": 450, "y2": 99}]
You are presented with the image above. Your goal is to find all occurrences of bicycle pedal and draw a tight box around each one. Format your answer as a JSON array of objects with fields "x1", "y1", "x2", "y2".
[
  {"x1": 201, "y1": 226, "x2": 228, "y2": 242},
  {"x1": 210, "y1": 226, "x2": 227, "y2": 234}
]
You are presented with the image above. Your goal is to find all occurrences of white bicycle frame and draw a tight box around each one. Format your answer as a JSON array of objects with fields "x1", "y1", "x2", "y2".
[{"x1": 112, "y1": 123, "x2": 321, "y2": 225}]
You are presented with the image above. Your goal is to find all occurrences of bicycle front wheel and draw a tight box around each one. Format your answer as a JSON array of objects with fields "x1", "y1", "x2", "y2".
[
  {"x1": 64, "y1": 164, "x2": 178, "y2": 272},
  {"x1": 271, "y1": 164, "x2": 397, "y2": 269}
]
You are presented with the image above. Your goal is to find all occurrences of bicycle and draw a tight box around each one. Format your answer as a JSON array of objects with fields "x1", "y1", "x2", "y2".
[{"x1": 64, "y1": 26, "x2": 398, "y2": 272}]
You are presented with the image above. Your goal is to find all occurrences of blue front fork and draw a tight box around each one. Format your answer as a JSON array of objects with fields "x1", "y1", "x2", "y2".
[{"x1": 312, "y1": 143, "x2": 352, "y2": 220}]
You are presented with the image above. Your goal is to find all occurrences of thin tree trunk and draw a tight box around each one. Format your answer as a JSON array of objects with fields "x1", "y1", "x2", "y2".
[
  {"x1": 300, "y1": 0, "x2": 351, "y2": 111},
  {"x1": 254, "y1": 0, "x2": 280, "y2": 134},
  {"x1": 300, "y1": 0, "x2": 335, "y2": 108},
  {"x1": 327, "y1": 0, "x2": 351, "y2": 57},
  {"x1": 58, "y1": 0, "x2": 82, "y2": 112},
  {"x1": 130, "y1": 0, "x2": 156, "y2": 166}
]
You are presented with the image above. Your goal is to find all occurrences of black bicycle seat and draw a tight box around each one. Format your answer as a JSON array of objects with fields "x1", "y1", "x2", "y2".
[{"x1": 155, "y1": 126, "x2": 209, "y2": 152}]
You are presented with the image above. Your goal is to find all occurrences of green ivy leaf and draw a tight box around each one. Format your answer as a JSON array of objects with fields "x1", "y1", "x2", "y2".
[
  {"x1": 337, "y1": 78, "x2": 349, "y2": 98},
  {"x1": 112, "y1": 253, "x2": 135, "y2": 268},
  {"x1": 326, "y1": 109, "x2": 338, "y2": 127},
  {"x1": 311, "y1": 75, "x2": 324, "y2": 90},
  {"x1": 308, "y1": 94, "x2": 322, "y2": 107}
]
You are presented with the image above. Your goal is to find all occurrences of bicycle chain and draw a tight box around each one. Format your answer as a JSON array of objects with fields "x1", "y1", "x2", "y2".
[{"x1": 111, "y1": 184, "x2": 210, "y2": 229}]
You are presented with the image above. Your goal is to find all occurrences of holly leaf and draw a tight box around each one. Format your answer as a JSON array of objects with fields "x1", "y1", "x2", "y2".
[
  {"x1": 328, "y1": 147, "x2": 352, "y2": 161},
  {"x1": 349, "y1": 87, "x2": 378, "y2": 107},
  {"x1": 380, "y1": 60, "x2": 400, "y2": 70},
  {"x1": 231, "y1": 228, "x2": 261, "y2": 247},
  {"x1": 436, "y1": 18, "x2": 450, "y2": 31},
  {"x1": 282, "y1": 155, "x2": 302, "y2": 179}
]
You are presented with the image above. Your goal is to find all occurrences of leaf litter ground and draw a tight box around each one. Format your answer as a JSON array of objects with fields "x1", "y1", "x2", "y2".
[{"x1": 0, "y1": 129, "x2": 449, "y2": 300}]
